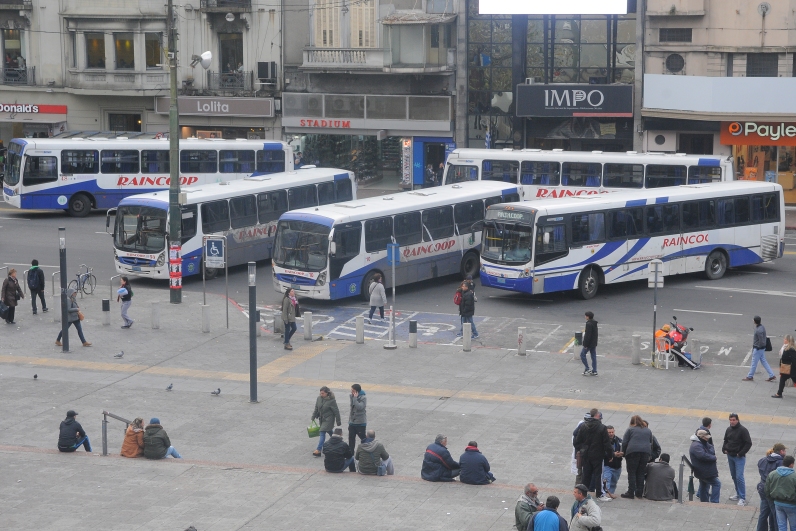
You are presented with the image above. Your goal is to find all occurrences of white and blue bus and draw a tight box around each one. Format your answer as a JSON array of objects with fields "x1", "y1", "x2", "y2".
[
  {"x1": 110, "y1": 168, "x2": 355, "y2": 279},
  {"x1": 479, "y1": 181, "x2": 784, "y2": 299},
  {"x1": 272, "y1": 181, "x2": 521, "y2": 300},
  {"x1": 3, "y1": 137, "x2": 293, "y2": 216}
]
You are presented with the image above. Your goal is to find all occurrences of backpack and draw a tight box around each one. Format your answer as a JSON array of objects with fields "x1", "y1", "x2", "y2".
[
  {"x1": 453, "y1": 290, "x2": 462, "y2": 305},
  {"x1": 27, "y1": 269, "x2": 40, "y2": 291}
]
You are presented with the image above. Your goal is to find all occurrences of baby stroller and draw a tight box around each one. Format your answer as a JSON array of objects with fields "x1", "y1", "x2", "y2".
[{"x1": 655, "y1": 316, "x2": 701, "y2": 369}]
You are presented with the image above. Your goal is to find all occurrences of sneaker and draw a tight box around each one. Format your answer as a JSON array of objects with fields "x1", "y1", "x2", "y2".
[
  {"x1": 43, "y1": 308, "x2": 48, "y2": 313},
  {"x1": 32, "y1": 312, "x2": 37, "y2": 315},
  {"x1": 737, "y1": 499, "x2": 747, "y2": 506},
  {"x1": 773, "y1": 394, "x2": 784, "y2": 398},
  {"x1": 312, "y1": 450, "x2": 321, "y2": 457},
  {"x1": 729, "y1": 494, "x2": 739, "y2": 501},
  {"x1": 55, "y1": 340, "x2": 62, "y2": 346},
  {"x1": 597, "y1": 496, "x2": 612, "y2": 502},
  {"x1": 284, "y1": 344, "x2": 293, "y2": 350},
  {"x1": 82, "y1": 342, "x2": 92, "y2": 347},
  {"x1": 128, "y1": 321, "x2": 134, "y2": 328},
  {"x1": 472, "y1": 334, "x2": 480, "y2": 339},
  {"x1": 456, "y1": 333, "x2": 463, "y2": 338},
  {"x1": 367, "y1": 319, "x2": 371, "y2": 324},
  {"x1": 591, "y1": 371, "x2": 599, "y2": 376},
  {"x1": 121, "y1": 325, "x2": 130, "y2": 329},
  {"x1": 582, "y1": 369, "x2": 592, "y2": 376}
]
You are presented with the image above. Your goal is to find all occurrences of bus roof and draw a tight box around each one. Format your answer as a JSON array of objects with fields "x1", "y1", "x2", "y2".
[
  {"x1": 500, "y1": 181, "x2": 783, "y2": 215},
  {"x1": 447, "y1": 148, "x2": 730, "y2": 166},
  {"x1": 11, "y1": 137, "x2": 289, "y2": 151},
  {"x1": 281, "y1": 182, "x2": 519, "y2": 227},
  {"x1": 118, "y1": 167, "x2": 353, "y2": 208}
]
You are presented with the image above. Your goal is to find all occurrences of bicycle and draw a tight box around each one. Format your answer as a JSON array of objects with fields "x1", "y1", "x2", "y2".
[{"x1": 68, "y1": 264, "x2": 97, "y2": 296}]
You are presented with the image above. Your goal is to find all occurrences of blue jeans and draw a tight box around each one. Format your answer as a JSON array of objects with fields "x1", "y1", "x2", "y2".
[
  {"x1": 748, "y1": 348, "x2": 775, "y2": 379},
  {"x1": 164, "y1": 446, "x2": 182, "y2": 458},
  {"x1": 760, "y1": 493, "x2": 778, "y2": 531},
  {"x1": 698, "y1": 477, "x2": 721, "y2": 503},
  {"x1": 56, "y1": 320, "x2": 87, "y2": 344},
  {"x1": 316, "y1": 430, "x2": 332, "y2": 451},
  {"x1": 602, "y1": 466, "x2": 621, "y2": 494},
  {"x1": 580, "y1": 346, "x2": 597, "y2": 371},
  {"x1": 284, "y1": 321, "x2": 297, "y2": 345},
  {"x1": 459, "y1": 316, "x2": 478, "y2": 337},
  {"x1": 727, "y1": 455, "x2": 746, "y2": 500},
  {"x1": 59, "y1": 435, "x2": 92, "y2": 452},
  {"x1": 776, "y1": 504, "x2": 796, "y2": 531}
]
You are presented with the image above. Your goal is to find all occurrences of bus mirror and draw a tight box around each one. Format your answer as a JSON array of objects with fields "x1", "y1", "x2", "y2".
[
  {"x1": 329, "y1": 241, "x2": 337, "y2": 256},
  {"x1": 543, "y1": 232, "x2": 550, "y2": 245}
]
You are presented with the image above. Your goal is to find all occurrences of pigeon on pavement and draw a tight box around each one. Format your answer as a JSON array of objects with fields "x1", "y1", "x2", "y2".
[
  {"x1": 166, "y1": 383, "x2": 173, "y2": 391},
  {"x1": 114, "y1": 351, "x2": 124, "y2": 358},
  {"x1": 211, "y1": 388, "x2": 221, "y2": 396},
  {"x1": 33, "y1": 374, "x2": 37, "y2": 380}
]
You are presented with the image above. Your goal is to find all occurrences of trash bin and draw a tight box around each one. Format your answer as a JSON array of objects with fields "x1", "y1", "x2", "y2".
[{"x1": 574, "y1": 332, "x2": 583, "y2": 346}]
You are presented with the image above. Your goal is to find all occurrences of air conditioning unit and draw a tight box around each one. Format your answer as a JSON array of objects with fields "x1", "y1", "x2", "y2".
[
  {"x1": 664, "y1": 53, "x2": 686, "y2": 75},
  {"x1": 257, "y1": 61, "x2": 278, "y2": 80},
  {"x1": 646, "y1": 131, "x2": 677, "y2": 152}
]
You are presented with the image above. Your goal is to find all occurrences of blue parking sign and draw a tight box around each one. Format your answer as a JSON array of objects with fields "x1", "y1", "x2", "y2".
[
  {"x1": 387, "y1": 243, "x2": 400, "y2": 265},
  {"x1": 205, "y1": 238, "x2": 225, "y2": 268}
]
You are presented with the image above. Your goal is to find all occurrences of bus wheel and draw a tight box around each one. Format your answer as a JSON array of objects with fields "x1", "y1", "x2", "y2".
[
  {"x1": 705, "y1": 251, "x2": 727, "y2": 280},
  {"x1": 361, "y1": 271, "x2": 380, "y2": 302},
  {"x1": 67, "y1": 193, "x2": 92, "y2": 217},
  {"x1": 460, "y1": 251, "x2": 480, "y2": 279},
  {"x1": 577, "y1": 267, "x2": 599, "y2": 300},
  {"x1": 203, "y1": 264, "x2": 219, "y2": 280}
]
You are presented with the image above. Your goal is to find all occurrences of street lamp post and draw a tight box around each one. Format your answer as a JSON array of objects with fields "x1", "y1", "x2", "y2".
[
  {"x1": 167, "y1": 0, "x2": 182, "y2": 304},
  {"x1": 248, "y1": 262, "x2": 258, "y2": 403},
  {"x1": 58, "y1": 227, "x2": 69, "y2": 352}
]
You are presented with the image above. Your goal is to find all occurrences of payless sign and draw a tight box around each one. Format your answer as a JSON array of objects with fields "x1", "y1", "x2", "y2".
[
  {"x1": 516, "y1": 84, "x2": 633, "y2": 118},
  {"x1": 720, "y1": 121, "x2": 796, "y2": 146}
]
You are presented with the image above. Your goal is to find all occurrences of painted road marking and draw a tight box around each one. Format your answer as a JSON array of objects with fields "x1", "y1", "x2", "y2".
[
  {"x1": 672, "y1": 308, "x2": 743, "y2": 316},
  {"x1": 0, "y1": 216, "x2": 30, "y2": 220},
  {"x1": 257, "y1": 343, "x2": 336, "y2": 381},
  {"x1": 695, "y1": 286, "x2": 796, "y2": 298},
  {"x1": 742, "y1": 348, "x2": 754, "y2": 365},
  {"x1": 786, "y1": 251, "x2": 796, "y2": 255},
  {"x1": 560, "y1": 337, "x2": 575, "y2": 352},
  {"x1": 534, "y1": 324, "x2": 562, "y2": 349}
]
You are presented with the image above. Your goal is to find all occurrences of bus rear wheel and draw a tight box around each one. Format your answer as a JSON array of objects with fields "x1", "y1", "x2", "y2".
[
  {"x1": 460, "y1": 251, "x2": 480, "y2": 279},
  {"x1": 361, "y1": 271, "x2": 381, "y2": 302},
  {"x1": 67, "y1": 193, "x2": 92, "y2": 218},
  {"x1": 202, "y1": 263, "x2": 220, "y2": 280},
  {"x1": 577, "y1": 267, "x2": 599, "y2": 300},
  {"x1": 704, "y1": 250, "x2": 727, "y2": 280}
]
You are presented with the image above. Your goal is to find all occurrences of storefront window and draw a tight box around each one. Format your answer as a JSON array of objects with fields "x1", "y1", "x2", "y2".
[
  {"x1": 145, "y1": 33, "x2": 162, "y2": 69},
  {"x1": 299, "y1": 135, "x2": 402, "y2": 183},
  {"x1": 86, "y1": 33, "x2": 105, "y2": 69}
]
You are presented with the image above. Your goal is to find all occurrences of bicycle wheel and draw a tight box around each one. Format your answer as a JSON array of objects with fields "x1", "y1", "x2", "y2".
[
  {"x1": 68, "y1": 279, "x2": 79, "y2": 293},
  {"x1": 84, "y1": 274, "x2": 97, "y2": 295}
]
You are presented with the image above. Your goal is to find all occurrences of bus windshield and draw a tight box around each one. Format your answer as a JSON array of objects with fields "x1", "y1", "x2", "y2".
[
  {"x1": 274, "y1": 220, "x2": 330, "y2": 272},
  {"x1": 114, "y1": 205, "x2": 167, "y2": 253},
  {"x1": 482, "y1": 221, "x2": 534, "y2": 265},
  {"x1": 4, "y1": 142, "x2": 24, "y2": 186}
]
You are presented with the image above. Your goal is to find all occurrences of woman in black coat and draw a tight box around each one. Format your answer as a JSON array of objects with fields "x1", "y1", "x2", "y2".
[
  {"x1": 1, "y1": 268, "x2": 24, "y2": 324},
  {"x1": 772, "y1": 335, "x2": 796, "y2": 398}
]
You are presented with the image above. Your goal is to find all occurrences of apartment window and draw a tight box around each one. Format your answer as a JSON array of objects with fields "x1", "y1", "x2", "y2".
[
  {"x1": 145, "y1": 33, "x2": 162, "y2": 69},
  {"x1": 351, "y1": 0, "x2": 375, "y2": 48},
  {"x1": 315, "y1": 0, "x2": 339, "y2": 47},
  {"x1": 114, "y1": 33, "x2": 134, "y2": 69},
  {"x1": 70, "y1": 32, "x2": 77, "y2": 67},
  {"x1": 219, "y1": 33, "x2": 243, "y2": 72},
  {"x1": 659, "y1": 28, "x2": 692, "y2": 42},
  {"x1": 726, "y1": 52, "x2": 734, "y2": 77},
  {"x1": 3, "y1": 29, "x2": 23, "y2": 68},
  {"x1": 86, "y1": 33, "x2": 105, "y2": 69},
  {"x1": 746, "y1": 53, "x2": 779, "y2": 77},
  {"x1": 109, "y1": 113, "x2": 141, "y2": 132},
  {"x1": 431, "y1": 25, "x2": 440, "y2": 48}
]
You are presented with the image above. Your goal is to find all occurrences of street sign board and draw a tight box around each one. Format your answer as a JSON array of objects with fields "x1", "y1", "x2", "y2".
[
  {"x1": 648, "y1": 259, "x2": 664, "y2": 288},
  {"x1": 387, "y1": 243, "x2": 400, "y2": 266},
  {"x1": 204, "y1": 238, "x2": 226, "y2": 269}
]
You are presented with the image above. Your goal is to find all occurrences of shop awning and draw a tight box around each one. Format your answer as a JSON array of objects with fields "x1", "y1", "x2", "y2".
[
  {"x1": 0, "y1": 113, "x2": 68, "y2": 123},
  {"x1": 381, "y1": 12, "x2": 457, "y2": 25},
  {"x1": 642, "y1": 108, "x2": 796, "y2": 123}
]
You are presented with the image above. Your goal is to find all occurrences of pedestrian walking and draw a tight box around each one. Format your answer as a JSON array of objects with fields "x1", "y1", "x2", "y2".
[
  {"x1": 143, "y1": 418, "x2": 182, "y2": 459},
  {"x1": 743, "y1": 316, "x2": 776, "y2": 382},
  {"x1": 573, "y1": 408, "x2": 610, "y2": 498},
  {"x1": 515, "y1": 483, "x2": 544, "y2": 531},
  {"x1": 367, "y1": 273, "x2": 387, "y2": 324},
  {"x1": 57, "y1": 410, "x2": 91, "y2": 452},
  {"x1": 620, "y1": 415, "x2": 654, "y2": 499},
  {"x1": 348, "y1": 383, "x2": 366, "y2": 471},
  {"x1": 120, "y1": 417, "x2": 145, "y2": 458},
  {"x1": 311, "y1": 386, "x2": 341, "y2": 457},
  {"x1": 526, "y1": 496, "x2": 568, "y2": 531},
  {"x1": 27, "y1": 259, "x2": 47, "y2": 314},
  {"x1": 117, "y1": 276, "x2": 134, "y2": 328},
  {"x1": 456, "y1": 281, "x2": 479, "y2": 339},
  {"x1": 690, "y1": 429, "x2": 721, "y2": 503},
  {"x1": 772, "y1": 335, "x2": 796, "y2": 399},
  {"x1": 281, "y1": 288, "x2": 299, "y2": 350},
  {"x1": 580, "y1": 311, "x2": 598, "y2": 376},
  {"x1": 757, "y1": 443, "x2": 786, "y2": 531},
  {"x1": 764, "y1": 455, "x2": 796, "y2": 528},
  {"x1": 55, "y1": 288, "x2": 91, "y2": 347},
  {"x1": 1, "y1": 268, "x2": 24, "y2": 324},
  {"x1": 722, "y1": 413, "x2": 752, "y2": 506},
  {"x1": 421, "y1": 434, "x2": 461, "y2": 482},
  {"x1": 570, "y1": 484, "x2": 601, "y2": 531},
  {"x1": 599, "y1": 425, "x2": 623, "y2": 501}
]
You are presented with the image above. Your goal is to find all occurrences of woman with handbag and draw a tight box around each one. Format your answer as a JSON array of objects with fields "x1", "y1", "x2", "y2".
[
  {"x1": 772, "y1": 335, "x2": 796, "y2": 398},
  {"x1": 55, "y1": 288, "x2": 91, "y2": 347},
  {"x1": 1, "y1": 268, "x2": 24, "y2": 324},
  {"x1": 311, "y1": 386, "x2": 341, "y2": 457}
]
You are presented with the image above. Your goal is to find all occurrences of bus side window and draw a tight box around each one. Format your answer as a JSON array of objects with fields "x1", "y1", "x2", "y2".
[
  {"x1": 482, "y1": 160, "x2": 519, "y2": 183},
  {"x1": 454, "y1": 200, "x2": 484, "y2": 234},
  {"x1": 751, "y1": 195, "x2": 764, "y2": 222},
  {"x1": 735, "y1": 197, "x2": 750, "y2": 224},
  {"x1": 288, "y1": 185, "x2": 318, "y2": 210},
  {"x1": 181, "y1": 150, "x2": 218, "y2": 173},
  {"x1": 570, "y1": 213, "x2": 605, "y2": 246},
  {"x1": 256, "y1": 149, "x2": 286, "y2": 173},
  {"x1": 365, "y1": 217, "x2": 393, "y2": 252},
  {"x1": 257, "y1": 190, "x2": 288, "y2": 224},
  {"x1": 142, "y1": 150, "x2": 169, "y2": 173},
  {"x1": 219, "y1": 150, "x2": 255, "y2": 173},
  {"x1": 201, "y1": 200, "x2": 230, "y2": 233},
  {"x1": 688, "y1": 166, "x2": 722, "y2": 184},
  {"x1": 562, "y1": 162, "x2": 601, "y2": 187},
  {"x1": 62, "y1": 150, "x2": 99, "y2": 174},
  {"x1": 606, "y1": 211, "x2": 627, "y2": 240},
  {"x1": 764, "y1": 193, "x2": 779, "y2": 221},
  {"x1": 181, "y1": 204, "x2": 198, "y2": 244},
  {"x1": 330, "y1": 222, "x2": 362, "y2": 280},
  {"x1": 717, "y1": 198, "x2": 735, "y2": 226},
  {"x1": 447, "y1": 165, "x2": 478, "y2": 184},
  {"x1": 645, "y1": 204, "x2": 680, "y2": 235},
  {"x1": 230, "y1": 195, "x2": 258, "y2": 229},
  {"x1": 393, "y1": 212, "x2": 422, "y2": 246},
  {"x1": 603, "y1": 164, "x2": 643, "y2": 188},
  {"x1": 318, "y1": 182, "x2": 336, "y2": 205},
  {"x1": 645, "y1": 165, "x2": 687, "y2": 188},
  {"x1": 22, "y1": 156, "x2": 59, "y2": 186},
  {"x1": 520, "y1": 161, "x2": 560, "y2": 186},
  {"x1": 335, "y1": 178, "x2": 353, "y2": 201},
  {"x1": 535, "y1": 224, "x2": 567, "y2": 266},
  {"x1": 682, "y1": 200, "x2": 715, "y2": 232},
  {"x1": 485, "y1": 196, "x2": 501, "y2": 209},
  {"x1": 101, "y1": 150, "x2": 140, "y2": 174},
  {"x1": 422, "y1": 206, "x2": 454, "y2": 241}
]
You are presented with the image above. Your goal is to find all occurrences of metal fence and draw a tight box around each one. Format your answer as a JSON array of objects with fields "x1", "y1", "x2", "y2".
[
  {"x1": 207, "y1": 70, "x2": 253, "y2": 91},
  {"x1": 1, "y1": 67, "x2": 35, "y2": 86}
]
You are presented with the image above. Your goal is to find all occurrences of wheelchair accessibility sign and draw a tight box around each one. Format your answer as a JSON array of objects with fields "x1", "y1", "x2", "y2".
[{"x1": 204, "y1": 237, "x2": 226, "y2": 269}]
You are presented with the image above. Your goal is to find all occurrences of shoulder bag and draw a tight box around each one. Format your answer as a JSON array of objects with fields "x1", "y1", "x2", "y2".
[
  {"x1": 780, "y1": 362, "x2": 791, "y2": 376},
  {"x1": 367, "y1": 450, "x2": 387, "y2": 476},
  {"x1": 766, "y1": 337, "x2": 773, "y2": 352},
  {"x1": 78, "y1": 310, "x2": 85, "y2": 321}
]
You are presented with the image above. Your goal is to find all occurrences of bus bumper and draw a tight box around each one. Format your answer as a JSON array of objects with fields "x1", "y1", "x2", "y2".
[
  {"x1": 273, "y1": 278, "x2": 330, "y2": 300},
  {"x1": 479, "y1": 272, "x2": 535, "y2": 294},
  {"x1": 114, "y1": 261, "x2": 170, "y2": 280}
]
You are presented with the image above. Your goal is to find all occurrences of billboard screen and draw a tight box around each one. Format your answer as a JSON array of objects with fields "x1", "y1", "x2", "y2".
[{"x1": 479, "y1": 0, "x2": 627, "y2": 15}]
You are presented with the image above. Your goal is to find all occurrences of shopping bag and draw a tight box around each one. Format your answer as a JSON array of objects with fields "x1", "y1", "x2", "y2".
[
  {"x1": 307, "y1": 420, "x2": 320, "y2": 438},
  {"x1": 0, "y1": 302, "x2": 8, "y2": 320}
]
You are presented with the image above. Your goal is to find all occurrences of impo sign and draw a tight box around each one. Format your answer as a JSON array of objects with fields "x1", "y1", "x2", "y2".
[
  {"x1": 516, "y1": 84, "x2": 633, "y2": 117},
  {"x1": 720, "y1": 121, "x2": 796, "y2": 146}
]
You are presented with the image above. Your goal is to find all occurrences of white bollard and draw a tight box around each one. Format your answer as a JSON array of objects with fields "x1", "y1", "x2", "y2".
[
  {"x1": 463, "y1": 323, "x2": 471, "y2": 352},
  {"x1": 201, "y1": 304, "x2": 210, "y2": 333},
  {"x1": 151, "y1": 301, "x2": 160, "y2": 330},
  {"x1": 356, "y1": 315, "x2": 364, "y2": 344},
  {"x1": 303, "y1": 311, "x2": 313, "y2": 340},
  {"x1": 690, "y1": 339, "x2": 701, "y2": 366},
  {"x1": 518, "y1": 326, "x2": 527, "y2": 356},
  {"x1": 274, "y1": 311, "x2": 284, "y2": 334},
  {"x1": 632, "y1": 334, "x2": 641, "y2": 365},
  {"x1": 53, "y1": 296, "x2": 60, "y2": 323},
  {"x1": 409, "y1": 320, "x2": 417, "y2": 348}
]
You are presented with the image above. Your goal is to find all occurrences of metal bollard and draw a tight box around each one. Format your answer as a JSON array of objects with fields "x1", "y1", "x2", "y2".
[
  {"x1": 463, "y1": 323, "x2": 471, "y2": 352},
  {"x1": 151, "y1": 301, "x2": 160, "y2": 329},
  {"x1": 274, "y1": 311, "x2": 284, "y2": 334},
  {"x1": 102, "y1": 414, "x2": 108, "y2": 456},
  {"x1": 201, "y1": 304, "x2": 210, "y2": 333},
  {"x1": 690, "y1": 339, "x2": 701, "y2": 366},
  {"x1": 356, "y1": 315, "x2": 364, "y2": 344},
  {"x1": 409, "y1": 320, "x2": 417, "y2": 348},
  {"x1": 102, "y1": 299, "x2": 110, "y2": 326},
  {"x1": 632, "y1": 334, "x2": 641, "y2": 365},
  {"x1": 256, "y1": 310, "x2": 262, "y2": 337},
  {"x1": 517, "y1": 326, "x2": 527, "y2": 356},
  {"x1": 678, "y1": 458, "x2": 684, "y2": 504},
  {"x1": 303, "y1": 311, "x2": 313, "y2": 340}
]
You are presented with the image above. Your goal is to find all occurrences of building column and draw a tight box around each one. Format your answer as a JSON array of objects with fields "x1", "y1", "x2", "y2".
[
  {"x1": 511, "y1": 15, "x2": 527, "y2": 149},
  {"x1": 454, "y1": 0, "x2": 468, "y2": 147},
  {"x1": 633, "y1": 2, "x2": 644, "y2": 152}
]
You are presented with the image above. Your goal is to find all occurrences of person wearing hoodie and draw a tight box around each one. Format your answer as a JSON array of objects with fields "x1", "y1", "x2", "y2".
[
  {"x1": 515, "y1": 484, "x2": 544, "y2": 531},
  {"x1": 57, "y1": 410, "x2": 91, "y2": 452},
  {"x1": 573, "y1": 408, "x2": 610, "y2": 497},
  {"x1": 620, "y1": 415, "x2": 654, "y2": 499},
  {"x1": 311, "y1": 386, "x2": 341, "y2": 457},
  {"x1": 459, "y1": 441, "x2": 496, "y2": 485},
  {"x1": 421, "y1": 434, "x2": 461, "y2": 482},
  {"x1": 758, "y1": 443, "x2": 786, "y2": 531},
  {"x1": 722, "y1": 413, "x2": 753, "y2": 506},
  {"x1": 354, "y1": 429, "x2": 394, "y2": 475},
  {"x1": 569, "y1": 484, "x2": 601, "y2": 531},
  {"x1": 143, "y1": 418, "x2": 182, "y2": 459},
  {"x1": 28, "y1": 259, "x2": 47, "y2": 314},
  {"x1": 120, "y1": 417, "x2": 145, "y2": 458},
  {"x1": 55, "y1": 288, "x2": 91, "y2": 347},
  {"x1": 764, "y1": 455, "x2": 796, "y2": 529},
  {"x1": 322, "y1": 427, "x2": 355, "y2": 472},
  {"x1": 580, "y1": 311, "x2": 598, "y2": 376},
  {"x1": 348, "y1": 383, "x2": 367, "y2": 471},
  {"x1": 526, "y1": 496, "x2": 568, "y2": 531},
  {"x1": 690, "y1": 429, "x2": 721, "y2": 503}
]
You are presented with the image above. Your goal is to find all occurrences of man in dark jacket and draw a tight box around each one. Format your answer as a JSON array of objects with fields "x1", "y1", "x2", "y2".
[
  {"x1": 765, "y1": 455, "x2": 796, "y2": 529},
  {"x1": 643, "y1": 454, "x2": 677, "y2": 501},
  {"x1": 323, "y1": 427, "x2": 355, "y2": 472},
  {"x1": 573, "y1": 408, "x2": 610, "y2": 497},
  {"x1": 599, "y1": 425, "x2": 623, "y2": 500},
  {"x1": 457, "y1": 283, "x2": 479, "y2": 339},
  {"x1": 526, "y1": 496, "x2": 569, "y2": 531},
  {"x1": 459, "y1": 441, "x2": 495, "y2": 485},
  {"x1": 757, "y1": 443, "x2": 786, "y2": 531},
  {"x1": 143, "y1": 418, "x2": 182, "y2": 459},
  {"x1": 722, "y1": 413, "x2": 753, "y2": 506},
  {"x1": 696, "y1": 417, "x2": 714, "y2": 447},
  {"x1": 28, "y1": 259, "x2": 47, "y2": 314},
  {"x1": 580, "y1": 311, "x2": 598, "y2": 376},
  {"x1": 57, "y1": 410, "x2": 91, "y2": 452},
  {"x1": 421, "y1": 434, "x2": 461, "y2": 482},
  {"x1": 690, "y1": 430, "x2": 720, "y2": 503}
]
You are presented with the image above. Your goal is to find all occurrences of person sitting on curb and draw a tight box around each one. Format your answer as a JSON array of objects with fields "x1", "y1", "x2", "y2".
[
  {"x1": 459, "y1": 441, "x2": 496, "y2": 485},
  {"x1": 570, "y1": 484, "x2": 601, "y2": 531},
  {"x1": 421, "y1": 434, "x2": 461, "y2": 482},
  {"x1": 355, "y1": 429, "x2": 394, "y2": 475},
  {"x1": 322, "y1": 427, "x2": 355, "y2": 473},
  {"x1": 515, "y1": 483, "x2": 545, "y2": 531},
  {"x1": 144, "y1": 418, "x2": 182, "y2": 459},
  {"x1": 526, "y1": 496, "x2": 568, "y2": 531},
  {"x1": 644, "y1": 453, "x2": 677, "y2": 501},
  {"x1": 57, "y1": 410, "x2": 91, "y2": 453},
  {"x1": 120, "y1": 417, "x2": 145, "y2": 458}
]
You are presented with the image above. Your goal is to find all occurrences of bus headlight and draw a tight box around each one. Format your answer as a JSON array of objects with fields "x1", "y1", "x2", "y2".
[
  {"x1": 480, "y1": 264, "x2": 486, "y2": 273},
  {"x1": 522, "y1": 268, "x2": 531, "y2": 277},
  {"x1": 317, "y1": 272, "x2": 327, "y2": 286},
  {"x1": 156, "y1": 253, "x2": 165, "y2": 266}
]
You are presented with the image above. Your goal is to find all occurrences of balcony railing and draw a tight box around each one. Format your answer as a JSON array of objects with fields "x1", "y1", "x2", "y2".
[
  {"x1": 1, "y1": 67, "x2": 34, "y2": 86},
  {"x1": 200, "y1": 0, "x2": 251, "y2": 11},
  {"x1": 207, "y1": 70, "x2": 253, "y2": 91},
  {"x1": 66, "y1": 70, "x2": 167, "y2": 91},
  {"x1": 0, "y1": 0, "x2": 32, "y2": 9},
  {"x1": 302, "y1": 48, "x2": 387, "y2": 70}
]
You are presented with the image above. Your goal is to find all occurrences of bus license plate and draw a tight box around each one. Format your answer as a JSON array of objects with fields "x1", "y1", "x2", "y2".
[
  {"x1": 291, "y1": 284, "x2": 301, "y2": 290},
  {"x1": 497, "y1": 278, "x2": 506, "y2": 284},
  {"x1": 132, "y1": 266, "x2": 142, "y2": 272}
]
